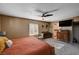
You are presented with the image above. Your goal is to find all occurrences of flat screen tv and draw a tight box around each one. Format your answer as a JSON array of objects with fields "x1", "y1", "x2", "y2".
[{"x1": 59, "y1": 20, "x2": 72, "y2": 27}]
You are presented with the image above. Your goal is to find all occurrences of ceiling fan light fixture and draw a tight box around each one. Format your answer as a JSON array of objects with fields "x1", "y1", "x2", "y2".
[{"x1": 36, "y1": 8, "x2": 59, "y2": 20}]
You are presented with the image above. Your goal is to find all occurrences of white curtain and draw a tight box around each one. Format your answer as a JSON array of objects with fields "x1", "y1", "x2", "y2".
[{"x1": 29, "y1": 23, "x2": 39, "y2": 36}]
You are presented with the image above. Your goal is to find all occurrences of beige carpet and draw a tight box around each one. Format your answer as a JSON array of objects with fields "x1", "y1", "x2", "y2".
[{"x1": 44, "y1": 38, "x2": 79, "y2": 55}]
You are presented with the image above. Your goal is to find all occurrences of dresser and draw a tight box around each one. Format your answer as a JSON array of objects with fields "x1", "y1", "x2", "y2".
[{"x1": 57, "y1": 30, "x2": 70, "y2": 43}]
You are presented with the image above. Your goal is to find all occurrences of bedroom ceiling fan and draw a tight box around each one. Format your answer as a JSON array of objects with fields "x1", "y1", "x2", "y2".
[{"x1": 36, "y1": 9, "x2": 59, "y2": 20}]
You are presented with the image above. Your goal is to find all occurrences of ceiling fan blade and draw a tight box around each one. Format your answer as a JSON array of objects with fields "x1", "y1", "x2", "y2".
[
  {"x1": 36, "y1": 9, "x2": 44, "y2": 13},
  {"x1": 45, "y1": 9, "x2": 59, "y2": 14},
  {"x1": 45, "y1": 14, "x2": 53, "y2": 17}
]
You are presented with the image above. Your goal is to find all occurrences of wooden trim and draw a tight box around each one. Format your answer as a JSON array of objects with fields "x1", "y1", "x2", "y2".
[{"x1": 0, "y1": 14, "x2": 49, "y2": 22}]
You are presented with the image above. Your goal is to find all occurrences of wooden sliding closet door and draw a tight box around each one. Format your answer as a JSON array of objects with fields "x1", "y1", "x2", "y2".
[
  {"x1": 1, "y1": 15, "x2": 29, "y2": 39},
  {"x1": 0, "y1": 15, "x2": 1, "y2": 31}
]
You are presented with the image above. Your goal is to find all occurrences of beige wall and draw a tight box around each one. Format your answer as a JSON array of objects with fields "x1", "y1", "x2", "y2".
[{"x1": 0, "y1": 15, "x2": 49, "y2": 39}]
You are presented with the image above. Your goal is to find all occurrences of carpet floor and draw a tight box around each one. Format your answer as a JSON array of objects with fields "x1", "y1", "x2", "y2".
[{"x1": 43, "y1": 38, "x2": 79, "y2": 55}]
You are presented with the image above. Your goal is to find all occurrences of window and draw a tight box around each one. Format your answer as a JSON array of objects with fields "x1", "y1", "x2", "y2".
[{"x1": 29, "y1": 23, "x2": 39, "y2": 36}]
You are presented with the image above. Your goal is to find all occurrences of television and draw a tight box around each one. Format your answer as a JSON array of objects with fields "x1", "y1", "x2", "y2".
[{"x1": 59, "y1": 20, "x2": 72, "y2": 27}]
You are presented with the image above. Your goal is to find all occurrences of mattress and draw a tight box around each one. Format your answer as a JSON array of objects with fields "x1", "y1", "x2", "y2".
[{"x1": 2, "y1": 37, "x2": 55, "y2": 55}]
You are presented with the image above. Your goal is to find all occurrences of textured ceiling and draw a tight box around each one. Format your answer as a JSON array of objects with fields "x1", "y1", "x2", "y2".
[{"x1": 0, "y1": 3, "x2": 79, "y2": 22}]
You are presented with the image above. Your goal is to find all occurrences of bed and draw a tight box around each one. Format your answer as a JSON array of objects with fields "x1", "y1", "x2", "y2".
[{"x1": 2, "y1": 37, "x2": 55, "y2": 55}]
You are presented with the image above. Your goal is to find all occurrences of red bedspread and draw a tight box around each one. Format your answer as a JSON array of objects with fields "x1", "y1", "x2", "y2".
[{"x1": 2, "y1": 37, "x2": 55, "y2": 55}]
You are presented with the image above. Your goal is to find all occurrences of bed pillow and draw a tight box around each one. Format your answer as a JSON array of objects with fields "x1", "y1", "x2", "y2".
[{"x1": 6, "y1": 40, "x2": 13, "y2": 48}]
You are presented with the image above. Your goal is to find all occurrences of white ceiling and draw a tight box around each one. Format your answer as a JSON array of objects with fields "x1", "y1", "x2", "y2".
[{"x1": 0, "y1": 3, "x2": 79, "y2": 22}]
